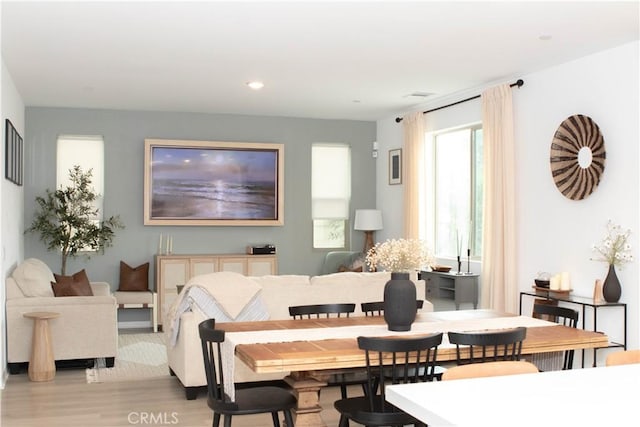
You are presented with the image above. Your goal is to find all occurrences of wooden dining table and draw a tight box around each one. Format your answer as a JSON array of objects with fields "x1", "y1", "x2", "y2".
[{"x1": 217, "y1": 309, "x2": 609, "y2": 427}]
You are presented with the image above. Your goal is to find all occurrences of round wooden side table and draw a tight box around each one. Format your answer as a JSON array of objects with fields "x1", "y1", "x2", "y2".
[{"x1": 23, "y1": 311, "x2": 60, "y2": 382}]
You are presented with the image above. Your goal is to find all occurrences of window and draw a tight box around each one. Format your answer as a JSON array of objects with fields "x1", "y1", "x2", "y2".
[
  {"x1": 312, "y1": 144, "x2": 351, "y2": 249},
  {"x1": 424, "y1": 125, "x2": 483, "y2": 259},
  {"x1": 57, "y1": 135, "x2": 105, "y2": 219}
]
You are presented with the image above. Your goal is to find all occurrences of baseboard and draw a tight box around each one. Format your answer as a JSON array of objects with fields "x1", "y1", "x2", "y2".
[{"x1": 118, "y1": 320, "x2": 153, "y2": 329}]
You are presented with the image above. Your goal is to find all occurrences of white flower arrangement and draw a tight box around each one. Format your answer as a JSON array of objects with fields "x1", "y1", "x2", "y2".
[
  {"x1": 591, "y1": 220, "x2": 633, "y2": 268},
  {"x1": 366, "y1": 238, "x2": 434, "y2": 273}
]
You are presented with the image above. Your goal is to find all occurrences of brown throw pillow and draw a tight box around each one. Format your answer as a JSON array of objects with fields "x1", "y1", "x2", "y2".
[
  {"x1": 52, "y1": 269, "x2": 94, "y2": 297},
  {"x1": 118, "y1": 261, "x2": 149, "y2": 292}
]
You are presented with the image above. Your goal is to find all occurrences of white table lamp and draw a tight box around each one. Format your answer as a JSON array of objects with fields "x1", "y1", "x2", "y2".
[{"x1": 354, "y1": 209, "x2": 383, "y2": 254}]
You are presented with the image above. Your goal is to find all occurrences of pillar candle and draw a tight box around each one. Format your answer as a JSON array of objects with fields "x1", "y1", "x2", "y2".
[
  {"x1": 560, "y1": 272, "x2": 571, "y2": 290},
  {"x1": 550, "y1": 274, "x2": 561, "y2": 290}
]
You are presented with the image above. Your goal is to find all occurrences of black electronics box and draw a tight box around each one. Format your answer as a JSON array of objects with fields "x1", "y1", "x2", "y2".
[{"x1": 247, "y1": 245, "x2": 276, "y2": 255}]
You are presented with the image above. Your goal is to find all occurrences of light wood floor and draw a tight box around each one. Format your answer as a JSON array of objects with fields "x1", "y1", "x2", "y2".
[{"x1": 0, "y1": 368, "x2": 344, "y2": 426}]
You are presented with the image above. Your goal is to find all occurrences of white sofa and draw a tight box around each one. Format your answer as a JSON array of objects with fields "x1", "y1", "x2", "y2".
[
  {"x1": 6, "y1": 259, "x2": 118, "y2": 373},
  {"x1": 166, "y1": 271, "x2": 431, "y2": 399}
]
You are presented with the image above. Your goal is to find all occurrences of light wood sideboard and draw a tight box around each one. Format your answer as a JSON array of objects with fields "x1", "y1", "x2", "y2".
[{"x1": 155, "y1": 253, "x2": 277, "y2": 329}]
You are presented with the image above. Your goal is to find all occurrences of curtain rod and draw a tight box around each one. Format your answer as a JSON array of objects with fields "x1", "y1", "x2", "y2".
[{"x1": 395, "y1": 79, "x2": 524, "y2": 123}]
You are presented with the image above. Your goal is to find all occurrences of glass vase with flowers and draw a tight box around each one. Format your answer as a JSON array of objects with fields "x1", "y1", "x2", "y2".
[{"x1": 591, "y1": 221, "x2": 633, "y2": 303}]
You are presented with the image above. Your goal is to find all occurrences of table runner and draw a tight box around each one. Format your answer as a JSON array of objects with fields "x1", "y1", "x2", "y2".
[{"x1": 222, "y1": 315, "x2": 555, "y2": 400}]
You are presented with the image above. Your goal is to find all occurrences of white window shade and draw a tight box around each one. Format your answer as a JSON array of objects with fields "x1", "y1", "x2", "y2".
[
  {"x1": 312, "y1": 198, "x2": 350, "y2": 219},
  {"x1": 57, "y1": 135, "x2": 105, "y2": 218},
  {"x1": 312, "y1": 144, "x2": 351, "y2": 219},
  {"x1": 57, "y1": 135, "x2": 104, "y2": 192}
]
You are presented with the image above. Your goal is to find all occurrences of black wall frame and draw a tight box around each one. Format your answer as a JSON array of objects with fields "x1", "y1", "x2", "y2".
[{"x1": 5, "y1": 119, "x2": 23, "y2": 186}]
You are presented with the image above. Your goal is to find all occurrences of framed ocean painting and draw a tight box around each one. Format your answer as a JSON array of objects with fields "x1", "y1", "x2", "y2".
[{"x1": 144, "y1": 139, "x2": 284, "y2": 226}]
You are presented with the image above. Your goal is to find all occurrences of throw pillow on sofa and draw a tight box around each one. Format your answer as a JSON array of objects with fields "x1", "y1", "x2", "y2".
[
  {"x1": 117, "y1": 261, "x2": 149, "y2": 292},
  {"x1": 338, "y1": 254, "x2": 366, "y2": 272},
  {"x1": 51, "y1": 269, "x2": 94, "y2": 297},
  {"x1": 11, "y1": 258, "x2": 56, "y2": 297}
]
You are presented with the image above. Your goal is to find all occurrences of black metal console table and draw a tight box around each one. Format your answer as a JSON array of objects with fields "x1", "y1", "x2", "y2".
[{"x1": 519, "y1": 289, "x2": 627, "y2": 367}]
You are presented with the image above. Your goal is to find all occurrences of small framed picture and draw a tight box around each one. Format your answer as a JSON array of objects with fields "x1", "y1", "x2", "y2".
[
  {"x1": 389, "y1": 149, "x2": 402, "y2": 185},
  {"x1": 5, "y1": 119, "x2": 23, "y2": 186}
]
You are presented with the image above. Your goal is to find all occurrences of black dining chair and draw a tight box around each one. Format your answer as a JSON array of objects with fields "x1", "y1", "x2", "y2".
[
  {"x1": 289, "y1": 303, "x2": 363, "y2": 401},
  {"x1": 334, "y1": 333, "x2": 443, "y2": 427},
  {"x1": 288, "y1": 303, "x2": 356, "y2": 319},
  {"x1": 448, "y1": 326, "x2": 527, "y2": 365},
  {"x1": 198, "y1": 319, "x2": 296, "y2": 427},
  {"x1": 533, "y1": 303, "x2": 579, "y2": 369},
  {"x1": 360, "y1": 300, "x2": 445, "y2": 382},
  {"x1": 360, "y1": 300, "x2": 424, "y2": 317}
]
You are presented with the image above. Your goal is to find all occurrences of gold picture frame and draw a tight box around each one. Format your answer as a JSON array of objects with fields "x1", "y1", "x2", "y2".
[{"x1": 389, "y1": 148, "x2": 402, "y2": 185}]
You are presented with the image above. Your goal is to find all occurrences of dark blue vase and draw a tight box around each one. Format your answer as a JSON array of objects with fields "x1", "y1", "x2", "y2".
[
  {"x1": 383, "y1": 272, "x2": 417, "y2": 331},
  {"x1": 603, "y1": 264, "x2": 622, "y2": 303}
]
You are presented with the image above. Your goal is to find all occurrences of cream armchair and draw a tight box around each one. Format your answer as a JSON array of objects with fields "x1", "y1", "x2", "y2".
[{"x1": 5, "y1": 259, "x2": 118, "y2": 374}]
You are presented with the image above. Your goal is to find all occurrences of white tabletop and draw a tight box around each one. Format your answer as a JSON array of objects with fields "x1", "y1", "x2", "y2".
[{"x1": 386, "y1": 364, "x2": 640, "y2": 427}]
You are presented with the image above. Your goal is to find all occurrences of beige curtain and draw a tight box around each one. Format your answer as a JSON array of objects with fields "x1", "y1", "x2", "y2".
[
  {"x1": 480, "y1": 84, "x2": 517, "y2": 313},
  {"x1": 402, "y1": 111, "x2": 424, "y2": 239}
]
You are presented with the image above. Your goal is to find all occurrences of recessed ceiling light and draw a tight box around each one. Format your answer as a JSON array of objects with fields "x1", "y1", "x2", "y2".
[
  {"x1": 403, "y1": 91, "x2": 434, "y2": 98},
  {"x1": 247, "y1": 81, "x2": 265, "y2": 90},
  {"x1": 539, "y1": 34, "x2": 553, "y2": 41}
]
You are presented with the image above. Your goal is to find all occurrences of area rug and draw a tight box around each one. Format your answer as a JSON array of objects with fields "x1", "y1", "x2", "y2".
[{"x1": 86, "y1": 332, "x2": 168, "y2": 383}]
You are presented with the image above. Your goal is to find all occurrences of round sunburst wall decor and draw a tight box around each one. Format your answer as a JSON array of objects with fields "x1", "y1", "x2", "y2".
[{"x1": 550, "y1": 114, "x2": 606, "y2": 200}]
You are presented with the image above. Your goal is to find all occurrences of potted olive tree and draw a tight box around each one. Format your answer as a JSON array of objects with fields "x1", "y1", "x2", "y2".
[{"x1": 27, "y1": 165, "x2": 124, "y2": 275}]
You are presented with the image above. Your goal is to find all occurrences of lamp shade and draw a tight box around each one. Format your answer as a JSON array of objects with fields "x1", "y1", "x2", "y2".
[{"x1": 354, "y1": 209, "x2": 383, "y2": 231}]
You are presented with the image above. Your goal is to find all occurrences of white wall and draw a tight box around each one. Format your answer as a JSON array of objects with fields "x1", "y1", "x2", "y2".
[
  {"x1": 516, "y1": 41, "x2": 639, "y2": 360},
  {"x1": 1, "y1": 57, "x2": 26, "y2": 389},
  {"x1": 375, "y1": 117, "x2": 404, "y2": 241},
  {"x1": 377, "y1": 41, "x2": 640, "y2": 361}
]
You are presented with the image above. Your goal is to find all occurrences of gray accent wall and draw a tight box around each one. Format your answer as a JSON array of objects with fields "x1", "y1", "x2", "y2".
[{"x1": 24, "y1": 107, "x2": 376, "y2": 290}]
